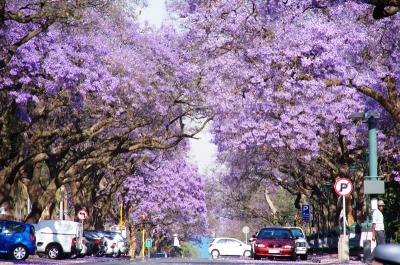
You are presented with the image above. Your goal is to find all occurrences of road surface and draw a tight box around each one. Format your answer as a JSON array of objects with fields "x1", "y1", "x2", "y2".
[{"x1": 0, "y1": 255, "x2": 363, "y2": 265}]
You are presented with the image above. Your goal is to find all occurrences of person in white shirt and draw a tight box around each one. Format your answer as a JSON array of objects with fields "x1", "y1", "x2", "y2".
[{"x1": 372, "y1": 200, "x2": 386, "y2": 246}]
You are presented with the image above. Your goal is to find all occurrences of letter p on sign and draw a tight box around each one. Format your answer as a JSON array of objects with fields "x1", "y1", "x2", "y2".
[{"x1": 334, "y1": 178, "x2": 353, "y2": 197}]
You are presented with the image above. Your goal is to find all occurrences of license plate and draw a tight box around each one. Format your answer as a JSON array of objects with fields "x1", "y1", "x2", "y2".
[{"x1": 268, "y1": 249, "x2": 280, "y2": 254}]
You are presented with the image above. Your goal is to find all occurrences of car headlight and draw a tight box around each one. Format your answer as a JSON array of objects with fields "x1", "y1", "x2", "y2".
[
  {"x1": 256, "y1": 244, "x2": 265, "y2": 247},
  {"x1": 283, "y1": 245, "x2": 293, "y2": 249}
]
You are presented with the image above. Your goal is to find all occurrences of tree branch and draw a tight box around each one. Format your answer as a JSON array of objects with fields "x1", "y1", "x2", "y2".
[
  {"x1": 370, "y1": 0, "x2": 400, "y2": 19},
  {"x1": 1, "y1": 19, "x2": 54, "y2": 68}
]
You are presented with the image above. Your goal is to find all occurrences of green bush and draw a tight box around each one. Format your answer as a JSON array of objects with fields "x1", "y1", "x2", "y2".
[
  {"x1": 394, "y1": 231, "x2": 400, "y2": 243},
  {"x1": 180, "y1": 242, "x2": 199, "y2": 258}
]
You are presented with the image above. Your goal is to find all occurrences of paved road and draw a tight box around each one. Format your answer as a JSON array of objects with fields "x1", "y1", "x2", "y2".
[
  {"x1": 0, "y1": 255, "x2": 364, "y2": 265},
  {"x1": 0, "y1": 255, "x2": 129, "y2": 265},
  {"x1": 82, "y1": 256, "x2": 364, "y2": 265}
]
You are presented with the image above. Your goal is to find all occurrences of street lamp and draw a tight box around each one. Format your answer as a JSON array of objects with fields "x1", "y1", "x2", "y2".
[{"x1": 351, "y1": 110, "x2": 385, "y2": 262}]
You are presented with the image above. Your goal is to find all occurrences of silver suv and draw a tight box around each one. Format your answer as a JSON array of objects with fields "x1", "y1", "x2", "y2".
[{"x1": 289, "y1": 227, "x2": 309, "y2": 260}]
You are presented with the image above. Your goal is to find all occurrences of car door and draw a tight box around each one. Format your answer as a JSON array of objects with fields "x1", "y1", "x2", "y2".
[
  {"x1": 3, "y1": 222, "x2": 26, "y2": 252},
  {"x1": 226, "y1": 239, "x2": 243, "y2": 256},
  {"x1": 216, "y1": 239, "x2": 228, "y2": 255}
]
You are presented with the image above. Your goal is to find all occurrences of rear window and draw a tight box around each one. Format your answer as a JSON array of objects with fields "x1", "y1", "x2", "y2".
[
  {"x1": 257, "y1": 228, "x2": 293, "y2": 239},
  {"x1": 5, "y1": 223, "x2": 26, "y2": 234}
]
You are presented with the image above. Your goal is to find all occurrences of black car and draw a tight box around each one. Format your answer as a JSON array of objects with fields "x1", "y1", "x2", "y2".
[{"x1": 83, "y1": 231, "x2": 106, "y2": 257}]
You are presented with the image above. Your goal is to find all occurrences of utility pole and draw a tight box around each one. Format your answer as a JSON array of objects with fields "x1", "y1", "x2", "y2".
[
  {"x1": 141, "y1": 214, "x2": 146, "y2": 260},
  {"x1": 120, "y1": 203, "x2": 123, "y2": 233},
  {"x1": 141, "y1": 226, "x2": 145, "y2": 260},
  {"x1": 60, "y1": 190, "x2": 64, "y2": 220}
]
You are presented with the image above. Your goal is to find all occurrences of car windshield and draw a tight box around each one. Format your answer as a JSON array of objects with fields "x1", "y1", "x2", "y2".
[
  {"x1": 290, "y1": 228, "x2": 304, "y2": 238},
  {"x1": 257, "y1": 228, "x2": 293, "y2": 239}
]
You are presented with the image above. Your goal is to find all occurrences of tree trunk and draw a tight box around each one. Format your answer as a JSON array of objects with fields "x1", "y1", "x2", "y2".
[
  {"x1": 25, "y1": 163, "x2": 59, "y2": 223},
  {"x1": 128, "y1": 224, "x2": 138, "y2": 257}
]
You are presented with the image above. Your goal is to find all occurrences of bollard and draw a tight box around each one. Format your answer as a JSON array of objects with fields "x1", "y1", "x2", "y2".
[{"x1": 338, "y1": 235, "x2": 349, "y2": 262}]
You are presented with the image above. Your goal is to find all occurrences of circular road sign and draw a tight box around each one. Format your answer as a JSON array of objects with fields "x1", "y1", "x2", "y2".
[
  {"x1": 77, "y1": 209, "x2": 89, "y2": 220},
  {"x1": 334, "y1": 178, "x2": 353, "y2": 197},
  {"x1": 242, "y1": 226, "x2": 250, "y2": 234}
]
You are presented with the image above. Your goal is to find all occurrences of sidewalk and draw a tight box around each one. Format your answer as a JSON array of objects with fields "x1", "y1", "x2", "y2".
[{"x1": 310, "y1": 253, "x2": 364, "y2": 264}]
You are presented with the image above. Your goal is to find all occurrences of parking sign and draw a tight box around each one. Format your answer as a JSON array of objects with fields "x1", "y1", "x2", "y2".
[{"x1": 302, "y1": 204, "x2": 310, "y2": 220}]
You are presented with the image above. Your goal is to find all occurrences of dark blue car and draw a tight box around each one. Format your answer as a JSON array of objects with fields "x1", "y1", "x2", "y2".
[{"x1": 0, "y1": 220, "x2": 36, "y2": 260}]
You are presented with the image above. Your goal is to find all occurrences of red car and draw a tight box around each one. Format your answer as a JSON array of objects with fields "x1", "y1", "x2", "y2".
[{"x1": 254, "y1": 227, "x2": 296, "y2": 261}]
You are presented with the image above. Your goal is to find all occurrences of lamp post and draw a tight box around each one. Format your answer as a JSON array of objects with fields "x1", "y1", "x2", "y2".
[{"x1": 351, "y1": 110, "x2": 385, "y2": 262}]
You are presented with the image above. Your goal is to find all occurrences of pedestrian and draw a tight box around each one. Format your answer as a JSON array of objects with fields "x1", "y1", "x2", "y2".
[
  {"x1": 172, "y1": 234, "x2": 182, "y2": 257},
  {"x1": 372, "y1": 200, "x2": 385, "y2": 246},
  {"x1": 367, "y1": 200, "x2": 386, "y2": 264}
]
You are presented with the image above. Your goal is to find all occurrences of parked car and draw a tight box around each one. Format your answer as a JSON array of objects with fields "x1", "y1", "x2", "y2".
[
  {"x1": 0, "y1": 220, "x2": 36, "y2": 260},
  {"x1": 102, "y1": 231, "x2": 129, "y2": 257},
  {"x1": 253, "y1": 227, "x2": 296, "y2": 261},
  {"x1": 208, "y1": 237, "x2": 251, "y2": 259},
  {"x1": 374, "y1": 244, "x2": 400, "y2": 265},
  {"x1": 83, "y1": 230, "x2": 106, "y2": 256},
  {"x1": 34, "y1": 220, "x2": 83, "y2": 259},
  {"x1": 77, "y1": 236, "x2": 87, "y2": 257},
  {"x1": 289, "y1": 227, "x2": 309, "y2": 260}
]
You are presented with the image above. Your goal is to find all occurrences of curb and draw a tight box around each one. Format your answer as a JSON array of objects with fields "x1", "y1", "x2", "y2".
[{"x1": 319, "y1": 259, "x2": 339, "y2": 264}]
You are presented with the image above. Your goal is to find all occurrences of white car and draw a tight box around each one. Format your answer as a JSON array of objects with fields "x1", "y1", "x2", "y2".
[
  {"x1": 34, "y1": 220, "x2": 83, "y2": 259},
  {"x1": 102, "y1": 231, "x2": 129, "y2": 257},
  {"x1": 289, "y1": 227, "x2": 309, "y2": 260},
  {"x1": 208, "y1": 237, "x2": 251, "y2": 259}
]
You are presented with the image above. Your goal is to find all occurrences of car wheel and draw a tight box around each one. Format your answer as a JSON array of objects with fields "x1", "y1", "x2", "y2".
[
  {"x1": 112, "y1": 250, "x2": 121, "y2": 258},
  {"x1": 47, "y1": 244, "x2": 62, "y2": 259},
  {"x1": 12, "y1": 245, "x2": 29, "y2": 260},
  {"x1": 244, "y1": 250, "x2": 251, "y2": 257},
  {"x1": 290, "y1": 254, "x2": 297, "y2": 261},
  {"x1": 211, "y1": 249, "x2": 219, "y2": 259},
  {"x1": 254, "y1": 254, "x2": 261, "y2": 260},
  {"x1": 300, "y1": 254, "x2": 308, "y2": 260}
]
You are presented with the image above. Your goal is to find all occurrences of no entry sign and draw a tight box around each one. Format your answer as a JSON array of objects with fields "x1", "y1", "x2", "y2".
[
  {"x1": 77, "y1": 209, "x2": 89, "y2": 220},
  {"x1": 334, "y1": 178, "x2": 353, "y2": 197}
]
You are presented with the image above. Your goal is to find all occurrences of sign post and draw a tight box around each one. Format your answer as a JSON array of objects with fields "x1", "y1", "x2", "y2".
[
  {"x1": 242, "y1": 226, "x2": 250, "y2": 243},
  {"x1": 302, "y1": 204, "x2": 310, "y2": 221},
  {"x1": 302, "y1": 205, "x2": 311, "y2": 236},
  {"x1": 334, "y1": 178, "x2": 353, "y2": 262}
]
